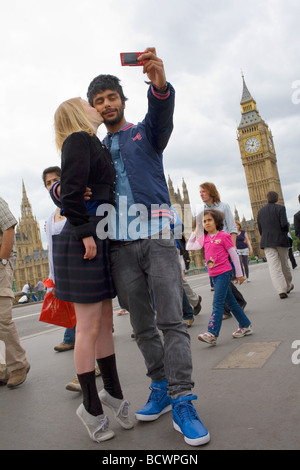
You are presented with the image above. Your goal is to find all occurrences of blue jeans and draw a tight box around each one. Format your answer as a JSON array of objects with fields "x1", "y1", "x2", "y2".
[
  {"x1": 182, "y1": 289, "x2": 194, "y2": 320},
  {"x1": 208, "y1": 271, "x2": 251, "y2": 337},
  {"x1": 63, "y1": 326, "x2": 76, "y2": 345},
  {"x1": 110, "y1": 235, "x2": 194, "y2": 398}
]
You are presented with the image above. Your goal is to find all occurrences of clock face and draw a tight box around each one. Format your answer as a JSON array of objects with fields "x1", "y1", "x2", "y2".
[{"x1": 245, "y1": 137, "x2": 260, "y2": 154}]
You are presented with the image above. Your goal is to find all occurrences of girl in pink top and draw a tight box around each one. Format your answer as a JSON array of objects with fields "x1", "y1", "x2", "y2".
[{"x1": 187, "y1": 210, "x2": 253, "y2": 345}]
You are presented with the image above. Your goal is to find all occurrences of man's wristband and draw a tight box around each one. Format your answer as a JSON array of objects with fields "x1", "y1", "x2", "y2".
[{"x1": 153, "y1": 82, "x2": 168, "y2": 92}]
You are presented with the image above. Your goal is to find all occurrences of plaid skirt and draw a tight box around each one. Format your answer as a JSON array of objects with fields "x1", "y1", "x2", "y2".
[{"x1": 52, "y1": 217, "x2": 116, "y2": 304}]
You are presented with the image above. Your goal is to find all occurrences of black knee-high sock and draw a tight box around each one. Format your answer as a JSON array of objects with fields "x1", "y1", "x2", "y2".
[
  {"x1": 77, "y1": 370, "x2": 103, "y2": 416},
  {"x1": 97, "y1": 354, "x2": 123, "y2": 399}
]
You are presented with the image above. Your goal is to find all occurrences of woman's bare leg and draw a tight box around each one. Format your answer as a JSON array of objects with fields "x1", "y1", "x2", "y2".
[
  {"x1": 95, "y1": 299, "x2": 114, "y2": 359},
  {"x1": 74, "y1": 301, "x2": 103, "y2": 374}
]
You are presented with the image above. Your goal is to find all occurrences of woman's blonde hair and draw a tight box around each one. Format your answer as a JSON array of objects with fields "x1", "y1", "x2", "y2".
[
  {"x1": 236, "y1": 220, "x2": 242, "y2": 231},
  {"x1": 54, "y1": 97, "x2": 96, "y2": 151}
]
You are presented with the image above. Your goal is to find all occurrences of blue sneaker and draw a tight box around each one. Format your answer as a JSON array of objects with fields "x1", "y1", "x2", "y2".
[
  {"x1": 135, "y1": 379, "x2": 172, "y2": 421},
  {"x1": 172, "y1": 395, "x2": 210, "y2": 446}
]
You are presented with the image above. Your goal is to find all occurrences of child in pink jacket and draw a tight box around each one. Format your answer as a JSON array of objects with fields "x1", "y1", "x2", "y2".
[{"x1": 187, "y1": 210, "x2": 253, "y2": 345}]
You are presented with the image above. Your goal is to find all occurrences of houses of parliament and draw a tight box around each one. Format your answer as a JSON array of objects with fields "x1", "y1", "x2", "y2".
[
  {"x1": 13, "y1": 182, "x2": 49, "y2": 292},
  {"x1": 13, "y1": 76, "x2": 285, "y2": 289}
]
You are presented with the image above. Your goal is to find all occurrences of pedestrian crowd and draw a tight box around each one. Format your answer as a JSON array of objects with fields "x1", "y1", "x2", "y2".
[{"x1": 0, "y1": 47, "x2": 298, "y2": 448}]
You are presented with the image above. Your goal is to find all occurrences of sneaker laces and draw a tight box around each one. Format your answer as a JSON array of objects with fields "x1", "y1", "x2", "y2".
[
  {"x1": 147, "y1": 384, "x2": 166, "y2": 403},
  {"x1": 93, "y1": 415, "x2": 110, "y2": 440},
  {"x1": 117, "y1": 400, "x2": 130, "y2": 418},
  {"x1": 174, "y1": 396, "x2": 199, "y2": 422}
]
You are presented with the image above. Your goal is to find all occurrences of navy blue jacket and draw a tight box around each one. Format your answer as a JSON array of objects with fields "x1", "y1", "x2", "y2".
[
  {"x1": 257, "y1": 202, "x2": 289, "y2": 248},
  {"x1": 103, "y1": 83, "x2": 175, "y2": 219}
]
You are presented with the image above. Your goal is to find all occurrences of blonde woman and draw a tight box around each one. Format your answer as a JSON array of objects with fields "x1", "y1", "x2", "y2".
[
  {"x1": 52, "y1": 98, "x2": 133, "y2": 443},
  {"x1": 236, "y1": 221, "x2": 253, "y2": 282}
]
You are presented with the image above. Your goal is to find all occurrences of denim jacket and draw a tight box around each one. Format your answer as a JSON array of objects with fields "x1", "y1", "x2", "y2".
[{"x1": 103, "y1": 83, "x2": 175, "y2": 220}]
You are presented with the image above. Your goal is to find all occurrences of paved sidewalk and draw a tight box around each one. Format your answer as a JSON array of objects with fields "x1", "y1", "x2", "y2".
[{"x1": 1, "y1": 262, "x2": 299, "y2": 451}]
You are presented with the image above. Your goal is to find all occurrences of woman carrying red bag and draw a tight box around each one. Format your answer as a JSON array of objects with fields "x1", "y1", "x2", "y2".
[{"x1": 53, "y1": 98, "x2": 133, "y2": 443}]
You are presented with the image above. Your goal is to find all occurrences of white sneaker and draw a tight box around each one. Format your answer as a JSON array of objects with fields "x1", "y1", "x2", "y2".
[
  {"x1": 76, "y1": 403, "x2": 114, "y2": 442},
  {"x1": 198, "y1": 332, "x2": 217, "y2": 346},
  {"x1": 99, "y1": 389, "x2": 134, "y2": 429},
  {"x1": 232, "y1": 324, "x2": 253, "y2": 338}
]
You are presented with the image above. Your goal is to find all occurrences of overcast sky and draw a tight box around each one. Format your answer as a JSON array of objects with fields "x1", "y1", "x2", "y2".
[{"x1": 1, "y1": 0, "x2": 299, "y2": 246}]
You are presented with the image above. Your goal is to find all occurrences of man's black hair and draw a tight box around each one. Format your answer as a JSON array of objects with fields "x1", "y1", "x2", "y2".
[
  {"x1": 42, "y1": 166, "x2": 61, "y2": 187},
  {"x1": 267, "y1": 191, "x2": 279, "y2": 203},
  {"x1": 87, "y1": 74, "x2": 128, "y2": 106}
]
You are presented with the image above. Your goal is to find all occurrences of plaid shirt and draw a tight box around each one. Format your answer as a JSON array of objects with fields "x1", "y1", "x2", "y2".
[{"x1": 0, "y1": 197, "x2": 17, "y2": 250}]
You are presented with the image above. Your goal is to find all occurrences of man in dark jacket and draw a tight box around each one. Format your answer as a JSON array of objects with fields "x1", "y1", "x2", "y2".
[
  {"x1": 293, "y1": 194, "x2": 300, "y2": 250},
  {"x1": 87, "y1": 48, "x2": 210, "y2": 447},
  {"x1": 257, "y1": 191, "x2": 293, "y2": 299}
]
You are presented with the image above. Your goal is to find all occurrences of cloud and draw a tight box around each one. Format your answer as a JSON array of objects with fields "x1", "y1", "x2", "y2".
[{"x1": 0, "y1": 0, "x2": 299, "y2": 249}]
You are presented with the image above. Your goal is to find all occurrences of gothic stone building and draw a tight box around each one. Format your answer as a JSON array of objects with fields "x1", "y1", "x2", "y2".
[
  {"x1": 14, "y1": 181, "x2": 49, "y2": 291},
  {"x1": 168, "y1": 176, "x2": 204, "y2": 269}
]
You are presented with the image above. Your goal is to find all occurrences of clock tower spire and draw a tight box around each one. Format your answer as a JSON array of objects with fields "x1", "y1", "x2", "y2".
[{"x1": 239, "y1": 74, "x2": 264, "y2": 129}]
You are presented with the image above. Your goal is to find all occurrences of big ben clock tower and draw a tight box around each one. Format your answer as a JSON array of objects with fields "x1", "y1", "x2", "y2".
[{"x1": 237, "y1": 75, "x2": 284, "y2": 222}]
